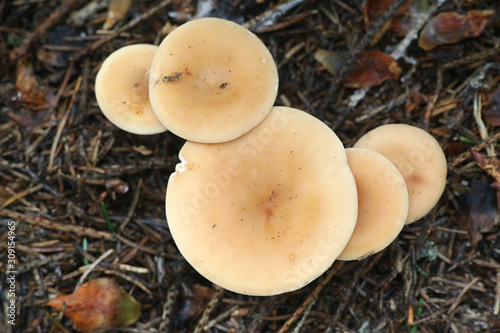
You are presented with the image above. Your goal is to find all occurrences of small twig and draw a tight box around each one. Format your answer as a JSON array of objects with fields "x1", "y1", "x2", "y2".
[
  {"x1": 48, "y1": 75, "x2": 83, "y2": 173},
  {"x1": 75, "y1": 249, "x2": 114, "y2": 291},
  {"x1": 452, "y1": 62, "x2": 496, "y2": 99},
  {"x1": 22, "y1": 165, "x2": 60, "y2": 196},
  {"x1": 118, "y1": 178, "x2": 143, "y2": 232},
  {"x1": 447, "y1": 277, "x2": 481, "y2": 314},
  {"x1": 0, "y1": 209, "x2": 115, "y2": 240},
  {"x1": 44, "y1": 310, "x2": 71, "y2": 333},
  {"x1": 278, "y1": 262, "x2": 345, "y2": 333},
  {"x1": 119, "y1": 237, "x2": 152, "y2": 264},
  {"x1": 324, "y1": 261, "x2": 365, "y2": 333},
  {"x1": 0, "y1": 183, "x2": 43, "y2": 210},
  {"x1": 452, "y1": 131, "x2": 500, "y2": 166},
  {"x1": 291, "y1": 294, "x2": 317, "y2": 333},
  {"x1": 254, "y1": 11, "x2": 311, "y2": 34},
  {"x1": 204, "y1": 305, "x2": 239, "y2": 330},
  {"x1": 431, "y1": 276, "x2": 486, "y2": 292},
  {"x1": 444, "y1": 277, "x2": 480, "y2": 331},
  {"x1": 415, "y1": 214, "x2": 433, "y2": 260},
  {"x1": 159, "y1": 282, "x2": 180, "y2": 332},
  {"x1": 243, "y1": 0, "x2": 306, "y2": 32},
  {"x1": 248, "y1": 296, "x2": 279, "y2": 332},
  {"x1": 355, "y1": 92, "x2": 407, "y2": 123},
  {"x1": 406, "y1": 249, "x2": 418, "y2": 326},
  {"x1": 113, "y1": 233, "x2": 160, "y2": 256},
  {"x1": 473, "y1": 92, "x2": 495, "y2": 156},
  {"x1": 51, "y1": 59, "x2": 75, "y2": 109},
  {"x1": 104, "y1": 269, "x2": 153, "y2": 296},
  {"x1": 495, "y1": 272, "x2": 500, "y2": 315},
  {"x1": 72, "y1": 242, "x2": 148, "y2": 274},
  {"x1": 74, "y1": 0, "x2": 172, "y2": 60},
  {"x1": 424, "y1": 67, "x2": 442, "y2": 129},
  {"x1": 441, "y1": 46, "x2": 500, "y2": 70},
  {"x1": 102, "y1": 157, "x2": 175, "y2": 177},
  {"x1": 193, "y1": 286, "x2": 225, "y2": 333},
  {"x1": 9, "y1": 0, "x2": 79, "y2": 61}
]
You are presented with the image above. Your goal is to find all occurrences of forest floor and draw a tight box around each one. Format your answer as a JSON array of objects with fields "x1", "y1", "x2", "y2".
[{"x1": 1, "y1": 0, "x2": 500, "y2": 332}]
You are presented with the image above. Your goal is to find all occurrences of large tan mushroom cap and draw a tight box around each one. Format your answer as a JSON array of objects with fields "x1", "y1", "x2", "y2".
[
  {"x1": 166, "y1": 107, "x2": 358, "y2": 296},
  {"x1": 338, "y1": 148, "x2": 409, "y2": 261},
  {"x1": 149, "y1": 17, "x2": 279, "y2": 143},
  {"x1": 353, "y1": 124, "x2": 447, "y2": 224},
  {"x1": 95, "y1": 44, "x2": 167, "y2": 135}
]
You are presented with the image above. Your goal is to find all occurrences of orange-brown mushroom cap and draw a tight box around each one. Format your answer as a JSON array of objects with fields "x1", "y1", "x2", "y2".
[
  {"x1": 338, "y1": 148, "x2": 409, "y2": 261},
  {"x1": 353, "y1": 124, "x2": 447, "y2": 224},
  {"x1": 95, "y1": 44, "x2": 167, "y2": 135},
  {"x1": 149, "y1": 17, "x2": 279, "y2": 143},
  {"x1": 165, "y1": 107, "x2": 358, "y2": 296}
]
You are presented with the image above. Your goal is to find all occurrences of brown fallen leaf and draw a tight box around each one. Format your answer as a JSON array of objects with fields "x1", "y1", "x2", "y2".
[
  {"x1": 471, "y1": 150, "x2": 500, "y2": 189},
  {"x1": 313, "y1": 49, "x2": 347, "y2": 77},
  {"x1": 344, "y1": 50, "x2": 401, "y2": 88},
  {"x1": 419, "y1": 10, "x2": 494, "y2": 51},
  {"x1": 347, "y1": 50, "x2": 401, "y2": 88},
  {"x1": 47, "y1": 278, "x2": 141, "y2": 332},
  {"x1": 103, "y1": 0, "x2": 133, "y2": 30},
  {"x1": 363, "y1": 0, "x2": 412, "y2": 43},
  {"x1": 315, "y1": 49, "x2": 401, "y2": 88},
  {"x1": 15, "y1": 57, "x2": 50, "y2": 107},
  {"x1": 363, "y1": 0, "x2": 410, "y2": 29}
]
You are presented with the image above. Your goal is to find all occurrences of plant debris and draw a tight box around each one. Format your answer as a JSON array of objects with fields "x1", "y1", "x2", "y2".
[
  {"x1": 315, "y1": 49, "x2": 401, "y2": 88},
  {"x1": 47, "y1": 278, "x2": 141, "y2": 332},
  {"x1": 1, "y1": 0, "x2": 500, "y2": 332},
  {"x1": 419, "y1": 9, "x2": 495, "y2": 51}
]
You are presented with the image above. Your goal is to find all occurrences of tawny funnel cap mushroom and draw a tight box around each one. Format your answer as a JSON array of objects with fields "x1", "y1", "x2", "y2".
[
  {"x1": 338, "y1": 148, "x2": 409, "y2": 261},
  {"x1": 149, "y1": 17, "x2": 279, "y2": 143},
  {"x1": 353, "y1": 124, "x2": 447, "y2": 224},
  {"x1": 166, "y1": 106, "x2": 358, "y2": 296},
  {"x1": 95, "y1": 44, "x2": 167, "y2": 135}
]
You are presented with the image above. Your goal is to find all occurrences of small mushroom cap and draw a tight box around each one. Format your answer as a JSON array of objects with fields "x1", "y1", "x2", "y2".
[
  {"x1": 166, "y1": 107, "x2": 358, "y2": 296},
  {"x1": 149, "y1": 17, "x2": 279, "y2": 143},
  {"x1": 95, "y1": 44, "x2": 167, "y2": 135},
  {"x1": 338, "y1": 148, "x2": 409, "y2": 261},
  {"x1": 353, "y1": 124, "x2": 447, "y2": 224}
]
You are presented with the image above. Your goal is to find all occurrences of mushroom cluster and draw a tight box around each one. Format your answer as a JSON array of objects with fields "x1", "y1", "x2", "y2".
[
  {"x1": 95, "y1": 18, "x2": 447, "y2": 296},
  {"x1": 95, "y1": 18, "x2": 278, "y2": 142}
]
